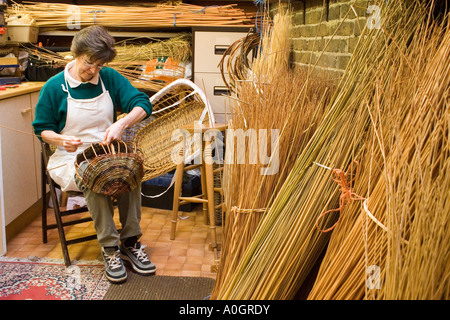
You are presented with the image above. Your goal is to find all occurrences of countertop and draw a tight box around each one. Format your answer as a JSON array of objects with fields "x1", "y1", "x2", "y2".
[{"x1": 0, "y1": 82, "x2": 45, "y2": 100}]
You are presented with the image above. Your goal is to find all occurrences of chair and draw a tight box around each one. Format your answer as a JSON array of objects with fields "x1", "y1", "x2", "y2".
[{"x1": 41, "y1": 142, "x2": 97, "y2": 267}]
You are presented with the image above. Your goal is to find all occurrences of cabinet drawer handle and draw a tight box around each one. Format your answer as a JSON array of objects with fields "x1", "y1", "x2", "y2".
[
  {"x1": 21, "y1": 107, "x2": 32, "y2": 115},
  {"x1": 214, "y1": 45, "x2": 230, "y2": 55},
  {"x1": 214, "y1": 86, "x2": 231, "y2": 96}
]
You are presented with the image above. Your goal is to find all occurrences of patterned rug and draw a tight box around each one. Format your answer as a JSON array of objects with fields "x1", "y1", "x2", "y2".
[{"x1": 0, "y1": 256, "x2": 110, "y2": 300}]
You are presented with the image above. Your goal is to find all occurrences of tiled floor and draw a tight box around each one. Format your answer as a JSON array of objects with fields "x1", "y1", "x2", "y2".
[{"x1": 4, "y1": 204, "x2": 221, "y2": 280}]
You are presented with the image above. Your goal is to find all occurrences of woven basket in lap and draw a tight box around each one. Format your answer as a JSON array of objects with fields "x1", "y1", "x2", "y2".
[
  {"x1": 75, "y1": 140, "x2": 144, "y2": 198},
  {"x1": 126, "y1": 79, "x2": 215, "y2": 182}
]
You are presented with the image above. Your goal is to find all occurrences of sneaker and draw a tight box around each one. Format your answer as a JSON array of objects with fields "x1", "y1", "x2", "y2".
[
  {"x1": 120, "y1": 242, "x2": 156, "y2": 275},
  {"x1": 101, "y1": 248, "x2": 127, "y2": 283}
]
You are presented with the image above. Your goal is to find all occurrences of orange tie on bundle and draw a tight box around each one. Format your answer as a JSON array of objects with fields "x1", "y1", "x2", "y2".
[{"x1": 315, "y1": 160, "x2": 365, "y2": 233}]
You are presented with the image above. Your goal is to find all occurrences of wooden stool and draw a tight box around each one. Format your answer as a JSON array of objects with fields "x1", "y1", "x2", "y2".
[{"x1": 171, "y1": 123, "x2": 226, "y2": 259}]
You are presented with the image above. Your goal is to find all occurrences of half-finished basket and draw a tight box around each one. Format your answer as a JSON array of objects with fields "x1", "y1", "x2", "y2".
[
  {"x1": 122, "y1": 79, "x2": 216, "y2": 182},
  {"x1": 75, "y1": 140, "x2": 144, "y2": 198}
]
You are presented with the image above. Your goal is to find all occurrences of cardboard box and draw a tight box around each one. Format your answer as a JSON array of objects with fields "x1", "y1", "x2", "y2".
[{"x1": 6, "y1": 24, "x2": 39, "y2": 43}]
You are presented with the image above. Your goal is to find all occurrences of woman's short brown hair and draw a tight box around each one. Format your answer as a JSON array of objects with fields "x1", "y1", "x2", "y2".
[{"x1": 71, "y1": 25, "x2": 117, "y2": 63}]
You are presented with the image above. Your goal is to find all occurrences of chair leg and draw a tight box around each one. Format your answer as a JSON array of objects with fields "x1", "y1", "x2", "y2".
[
  {"x1": 48, "y1": 181, "x2": 71, "y2": 267},
  {"x1": 42, "y1": 196, "x2": 48, "y2": 244},
  {"x1": 200, "y1": 165, "x2": 208, "y2": 223},
  {"x1": 171, "y1": 147, "x2": 185, "y2": 240},
  {"x1": 204, "y1": 139, "x2": 217, "y2": 251},
  {"x1": 60, "y1": 192, "x2": 68, "y2": 207},
  {"x1": 41, "y1": 153, "x2": 48, "y2": 244}
]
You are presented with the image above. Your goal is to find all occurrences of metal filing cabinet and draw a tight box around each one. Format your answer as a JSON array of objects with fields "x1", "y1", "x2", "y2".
[{"x1": 192, "y1": 27, "x2": 252, "y2": 124}]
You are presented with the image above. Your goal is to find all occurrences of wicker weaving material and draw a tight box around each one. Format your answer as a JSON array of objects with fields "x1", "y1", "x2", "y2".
[
  {"x1": 123, "y1": 79, "x2": 214, "y2": 182},
  {"x1": 75, "y1": 140, "x2": 144, "y2": 198},
  {"x1": 135, "y1": 99, "x2": 208, "y2": 182}
]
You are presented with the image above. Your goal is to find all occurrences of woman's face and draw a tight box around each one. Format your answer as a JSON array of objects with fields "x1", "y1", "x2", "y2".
[{"x1": 73, "y1": 55, "x2": 104, "y2": 82}]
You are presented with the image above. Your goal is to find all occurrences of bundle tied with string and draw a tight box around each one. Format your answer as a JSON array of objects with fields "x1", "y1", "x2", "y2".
[{"x1": 75, "y1": 140, "x2": 144, "y2": 199}]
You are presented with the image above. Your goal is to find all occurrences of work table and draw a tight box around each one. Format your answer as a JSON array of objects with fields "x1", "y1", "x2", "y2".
[{"x1": 0, "y1": 81, "x2": 45, "y2": 100}]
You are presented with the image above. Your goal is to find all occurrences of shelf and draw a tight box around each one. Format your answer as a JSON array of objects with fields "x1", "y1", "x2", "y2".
[{"x1": 39, "y1": 30, "x2": 186, "y2": 39}]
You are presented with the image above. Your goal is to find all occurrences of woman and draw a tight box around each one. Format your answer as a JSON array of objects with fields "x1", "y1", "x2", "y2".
[{"x1": 33, "y1": 25, "x2": 155, "y2": 283}]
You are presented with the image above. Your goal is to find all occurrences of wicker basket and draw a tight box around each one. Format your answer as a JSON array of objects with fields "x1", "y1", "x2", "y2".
[
  {"x1": 75, "y1": 140, "x2": 144, "y2": 198},
  {"x1": 123, "y1": 79, "x2": 216, "y2": 182}
]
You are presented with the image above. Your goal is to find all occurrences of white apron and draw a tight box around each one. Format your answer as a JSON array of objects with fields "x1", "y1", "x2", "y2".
[{"x1": 47, "y1": 74, "x2": 114, "y2": 192}]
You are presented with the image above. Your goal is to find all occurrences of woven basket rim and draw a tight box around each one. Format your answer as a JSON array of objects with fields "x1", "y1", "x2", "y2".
[{"x1": 75, "y1": 141, "x2": 144, "y2": 198}]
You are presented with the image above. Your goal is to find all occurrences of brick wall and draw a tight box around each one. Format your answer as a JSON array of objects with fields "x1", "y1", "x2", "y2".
[{"x1": 284, "y1": 0, "x2": 375, "y2": 79}]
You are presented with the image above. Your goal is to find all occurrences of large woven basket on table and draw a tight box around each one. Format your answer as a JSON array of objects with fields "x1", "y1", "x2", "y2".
[
  {"x1": 121, "y1": 79, "x2": 215, "y2": 182},
  {"x1": 75, "y1": 140, "x2": 144, "y2": 198}
]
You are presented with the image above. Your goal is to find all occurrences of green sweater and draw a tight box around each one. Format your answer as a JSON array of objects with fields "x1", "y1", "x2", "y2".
[{"x1": 32, "y1": 67, "x2": 152, "y2": 138}]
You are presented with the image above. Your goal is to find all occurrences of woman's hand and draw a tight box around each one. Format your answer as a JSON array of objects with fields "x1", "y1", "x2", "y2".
[
  {"x1": 103, "y1": 120, "x2": 126, "y2": 145},
  {"x1": 102, "y1": 106, "x2": 147, "y2": 145},
  {"x1": 41, "y1": 130, "x2": 82, "y2": 152},
  {"x1": 61, "y1": 136, "x2": 83, "y2": 152}
]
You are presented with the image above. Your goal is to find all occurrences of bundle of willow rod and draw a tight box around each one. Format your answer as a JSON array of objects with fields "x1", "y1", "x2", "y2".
[
  {"x1": 307, "y1": 2, "x2": 449, "y2": 300},
  {"x1": 10, "y1": 1, "x2": 253, "y2": 31},
  {"x1": 381, "y1": 14, "x2": 449, "y2": 299},
  {"x1": 26, "y1": 34, "x2": 192, "y2": 64},
  {"x1": 250, "y1": 12, "x2": 291, "y2": 83},
  {"x1": 114, "y1": 34, "x2": 192, "y2": 63},
  {"x1": 23, "y1": 34, "x2": 192, "y2": 92},
  {"x1": 211, "y1": 8, "x2": 334, "y2": 299},
  {"x1": 112, "y1": 35, "x2": 191, "y2": 90},
  {"x1": 212, "y1": 0, "x2": 427, "y2": 300},
  {"x1": 218, "y1": 32, "x2": 260, "y2": 94},
  {"x1": 217, "y1": 0, "x2": 272, "y2": 94},
  {"x1": 212, "y1": 68, "x2": 332, "y2": 298}
]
